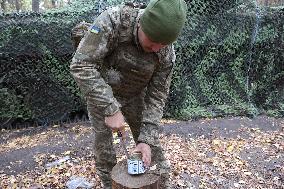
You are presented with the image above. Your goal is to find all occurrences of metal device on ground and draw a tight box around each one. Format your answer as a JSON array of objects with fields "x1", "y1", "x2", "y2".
[{"x1": 117, "y1": 131, "x2": 146, "y2": 175}]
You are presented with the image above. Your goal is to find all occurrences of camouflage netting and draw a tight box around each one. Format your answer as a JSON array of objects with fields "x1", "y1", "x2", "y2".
[
  {"x1": 0, "y1": 0, "x2": 107, "y2": 127},
  {"x1": 0, "y1": 0, "x2": 283, "y2": 128},
  {"x1": 165, "y1": 0, "x2": 284, "y2": 120}
]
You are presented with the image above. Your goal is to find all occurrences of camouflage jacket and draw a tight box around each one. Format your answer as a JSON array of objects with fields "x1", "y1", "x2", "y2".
[{"x1": 70, "y1": 5, "x2": 176, "y2": 146}]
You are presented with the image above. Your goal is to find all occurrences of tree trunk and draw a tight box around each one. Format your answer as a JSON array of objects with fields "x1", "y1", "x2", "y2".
[
  {"x1": 32, "y1": 0, "x2": 40, "y2": 12},
  {"x1": 111, "y1": 160, "x2": 160, "y2": 189},
  {"x1": 15, "y1": 0, "x2": 20, "y2": 12},
  {"x1": 51, "y1": 0, "x2": 55, "y2": 8},
  {"x1": 1, "y1": 0, "x2": 6, "y2": 13}
]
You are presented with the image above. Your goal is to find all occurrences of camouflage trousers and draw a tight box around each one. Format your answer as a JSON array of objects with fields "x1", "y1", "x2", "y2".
[{"x1": 87, "y1": 95, "x2": 170, "y2": 189}]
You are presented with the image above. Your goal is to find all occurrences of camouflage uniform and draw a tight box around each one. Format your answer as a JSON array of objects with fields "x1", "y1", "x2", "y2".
[{"x1": 70, "y1": 4, "x2": 175, "y2": 188}]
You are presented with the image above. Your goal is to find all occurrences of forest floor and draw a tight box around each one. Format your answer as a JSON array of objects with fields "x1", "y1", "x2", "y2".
[{"x1": 0, "y1": 115, "x2": 283, "y2": 189}]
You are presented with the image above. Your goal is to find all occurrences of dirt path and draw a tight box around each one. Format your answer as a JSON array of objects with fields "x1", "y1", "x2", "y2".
[{"x1": 0, "y1": 115, "x2": 283, "y2": 188}]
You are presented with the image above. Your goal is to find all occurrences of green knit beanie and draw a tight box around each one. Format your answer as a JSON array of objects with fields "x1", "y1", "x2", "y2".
[{"x1": 140, "y1": 0, "x2": 187, "y2": 44}]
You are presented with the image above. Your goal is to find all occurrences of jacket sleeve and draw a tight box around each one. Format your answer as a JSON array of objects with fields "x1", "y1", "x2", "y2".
[
  {"x1": 138, "y1": 45, "x2": 176, "y2": 146},
  {"x1": 70, "y1": 7, "x2": 122, "y2": 116}
]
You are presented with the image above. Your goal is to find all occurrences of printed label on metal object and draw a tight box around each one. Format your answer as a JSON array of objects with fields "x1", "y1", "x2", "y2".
[
  {"x1": 127, "y1": 159, "x2": 145, "y2": 174},
  {"x1": 127, "y1": 152, "x2": 145, "y2": 175}
]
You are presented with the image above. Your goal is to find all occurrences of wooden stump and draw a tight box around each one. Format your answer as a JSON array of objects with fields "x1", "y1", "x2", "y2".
[{"x1": 111, "y1": 160, "x2": 160, "y2": 189}]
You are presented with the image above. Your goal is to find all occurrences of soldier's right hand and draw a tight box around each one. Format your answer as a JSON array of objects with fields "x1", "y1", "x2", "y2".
[{"x1": 105, "y1": 111, "x2": 126, "y2": 137}]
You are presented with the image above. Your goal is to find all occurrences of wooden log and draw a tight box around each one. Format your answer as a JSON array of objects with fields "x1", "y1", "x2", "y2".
[{"x1": 111, "y1": 160, "x2": 160, "y2": 189}]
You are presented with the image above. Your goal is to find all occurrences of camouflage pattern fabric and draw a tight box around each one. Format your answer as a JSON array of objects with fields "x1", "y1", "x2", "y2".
[
  {"x1": 71, "y1": 21, "x2": 92, "y2": 49},
  {"x1": 70, "y1": 4, "x2": 175, "y2": 188},
  {"x1": 88, "y1": 94, "x2": 171, "y2": 188}
]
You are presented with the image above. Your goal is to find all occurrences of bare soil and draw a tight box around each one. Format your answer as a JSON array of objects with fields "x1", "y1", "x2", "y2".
[{"x1": 0, "y1": 115, "x2": 283, "y2": 188}]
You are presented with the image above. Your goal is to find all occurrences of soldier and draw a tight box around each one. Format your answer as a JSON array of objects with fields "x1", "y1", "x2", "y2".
[{"x1": 70, "y1": 0, "x2": 187, "y2": 188}]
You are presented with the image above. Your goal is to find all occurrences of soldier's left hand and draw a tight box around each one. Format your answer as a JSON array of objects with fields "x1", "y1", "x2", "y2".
[{"x1": 133, "y1": 143, "x2": 151, "y2": 167}]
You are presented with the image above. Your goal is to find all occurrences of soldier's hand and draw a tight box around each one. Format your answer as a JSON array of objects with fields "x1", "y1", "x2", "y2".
[
  {"x1": 133, "y1": 143, "x2": 151, "y2": 167},
  {"x1": 105, "y1": 111, "x2": 126, "y2": 137}
]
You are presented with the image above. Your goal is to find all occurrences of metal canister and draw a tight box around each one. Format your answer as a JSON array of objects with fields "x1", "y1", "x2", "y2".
[{"x1": 127, "y1": 152, "x2": 145, "y2": 175}]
